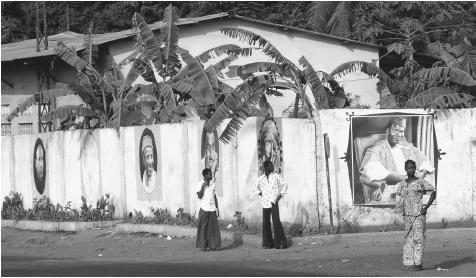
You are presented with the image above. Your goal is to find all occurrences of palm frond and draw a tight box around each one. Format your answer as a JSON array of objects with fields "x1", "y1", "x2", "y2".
[
  {"x1": 41, "y1": 105, "x2": 99, "y2": 122},
  {"x1": 177, "y1": 47, "x2": 215, "y2": 105},
  {"x1": 326, "y1": 1, "x2": 352, "y2": 37},
  {"x1": 413, "y1": 67, "x2": 476, "y2": 87},
  {"x1": 329, "y1": 61, "x2": 392, "y2": 84},
  {"x1": 161, "y1": 4, "x2": 181, "y2": 77},
  {"x1": 196, "y1": 44, "x2": 241, "y2": 63},
  {"x1": 220, "y1": 27, "x2": 293, "y2": 66},
  {"x1": 308, "y1": 1, "x2": 339, "y2": 33},
  {"x1": 132, "y1": 13, "x2": 163, "y2": 74},
  {"x1": 299, "y1": 56, "x2": 329, "y2": 109},
  {"x1": 406, "y1": 87, "x2": 473, "y2": 108}
]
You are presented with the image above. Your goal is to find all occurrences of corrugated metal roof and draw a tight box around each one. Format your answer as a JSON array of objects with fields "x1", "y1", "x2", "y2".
[
  {"x1": 1, "y1": 12, "x2": 381, "y2": 62},
  {"x1": 1, "y1": 13, "x2": 230, "y2": 62}
]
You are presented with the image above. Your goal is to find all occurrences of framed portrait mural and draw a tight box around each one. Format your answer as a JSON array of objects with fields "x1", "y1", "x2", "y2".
[
  {"x1": 349, "y1": 113, "x2": 437, "y2": 206},
  {"x1": 136, "y1": 127, "x2": 162, "y2": 200},
  {"x1": 200, "y1": 127, "x2": 222, "y2": 196},
  {"x1": 33, "y1": 138, "x2": 46, "y2": 195},
  {"x1": 257, "y1": 117, "x2": 283, "y2": 175}
]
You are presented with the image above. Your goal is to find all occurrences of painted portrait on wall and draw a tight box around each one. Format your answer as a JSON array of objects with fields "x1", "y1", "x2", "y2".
[
  {"x1": 257, "y1": 118, "x2": 283, "y2": 175},
  {"x1": 201, "y1": 128, "x2": 219, "y2": 181},
  {"x1": 33, "y1": 138, "x2": 46, "y2": 195},
  {"x1": 350, "y1": 114, "x2": 437, "y2": 206},
  {"x1": 139, "y1": 128, "x2": 158, "y2": 194}
]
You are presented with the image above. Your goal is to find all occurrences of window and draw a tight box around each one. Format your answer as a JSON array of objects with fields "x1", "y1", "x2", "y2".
[
  {"x1": 18, "y1": 123, "x2": 33, "y2": 134},
  {"x1": 1, "y1": 104, "x2": 10, "y2": 116},
  {"x1": 1, "y1": 123, "x2": 11, "y2": 136}
]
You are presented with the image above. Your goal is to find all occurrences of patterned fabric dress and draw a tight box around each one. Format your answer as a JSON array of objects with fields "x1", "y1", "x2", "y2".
[{"x1": 394, "y1": 179, "x2": 435, "y2": 266}]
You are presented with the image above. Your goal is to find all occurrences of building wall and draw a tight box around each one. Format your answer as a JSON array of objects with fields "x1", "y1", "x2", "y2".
[
  {"x1": 2, "y1": 109, "x2": 475, "y2": 230},
  {"x1": 1, "y1": 59, "x2": 78, "y2": 135},
  {"x1": 109, "y1": 19, "x2": 380, "y2": 113}
]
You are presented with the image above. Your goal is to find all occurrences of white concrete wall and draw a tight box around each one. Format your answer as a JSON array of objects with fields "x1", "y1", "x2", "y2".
[{"x1": 1, "y1": 109, "x2": 475, "y2": 229}]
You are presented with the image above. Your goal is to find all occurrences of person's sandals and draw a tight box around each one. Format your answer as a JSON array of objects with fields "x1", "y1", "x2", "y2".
[
  {"x1": 407, "y1": 265, "x2": 423, "y2": 271},
  {"x1": 200, "y1": 247, "x2": 209, "y2": 252}
]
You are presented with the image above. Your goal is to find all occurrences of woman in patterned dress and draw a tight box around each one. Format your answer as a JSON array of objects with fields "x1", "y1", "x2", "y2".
[{"x1": 394, "y1": 160, "x2": 436, "y2": 271}]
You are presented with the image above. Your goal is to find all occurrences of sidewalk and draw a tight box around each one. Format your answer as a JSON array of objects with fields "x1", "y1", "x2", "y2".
[{"x1": 3, "y1": 219, "x2": 475, "y2": 247}]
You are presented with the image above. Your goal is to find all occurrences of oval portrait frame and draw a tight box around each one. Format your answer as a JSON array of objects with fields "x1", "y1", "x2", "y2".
[
  {"x1": 138, "y1": 128, "x2": 158, "y2": 193},
  {"x1": 33, "y1": 138, "x2": 46, "y2": 195}
]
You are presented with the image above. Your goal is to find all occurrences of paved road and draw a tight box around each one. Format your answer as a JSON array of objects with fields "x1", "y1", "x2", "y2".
[{"x1": 2, "y1": 227, "x2": 475, "y2": 276}]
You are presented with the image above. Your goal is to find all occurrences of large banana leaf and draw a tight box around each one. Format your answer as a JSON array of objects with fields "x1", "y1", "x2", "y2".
[
  {"x1": 196, "y1": 44, "x2": 241, "y2": 63},
  {"x1": 55, "y1": 41, "x2": 114, "y2": 106},
  {"x1": 406, "y1": 87, "x2": 473, "y2": 108},
  {"x1": 80, "y1": 43, "x2": 98, "y2": 66},
  {"x1": 171, "y1": 80, "x2": 194, "y2": 94},
  {"x1": 413, "y1": 67, "x2": 476, "y2": 87},
  {"x1": 427, "y1": 41, "x2": 459, "y2": 69},
  {"x1": 55, "y1": 42, "x2": 93, "y2": 75},
  {"x1": 161, "y1": 4, "x2": 181, "y2": 77},
  {"x1": 329, "y1": 60, "x2": 392, "y2": 84},
  {"x1": 218, "y1": 80, "x2": 234, "y2": 94},
  {"x1": 219, "y1": 103, "x2": 253, "y2": 144},
  {"x1": 226, "y1": 62, "x2": 292, "y2": 80},
  {"x1": 132, "y1": 13, "x2": 163, "y2": 76},
  {"x1": 204, "y1": 75, "x2": 274, "y2": 132},
  {"x1": 41, "y1": 105, "x2": 99, "y2": 122},
  {"x1": 205, "y1": 65, "x2": 219, "y2": 93},
  {"x1": 220, "y1": 27, "x2": 295, "y2": 67},
  {"x1": 6, "y1": 89, "x2": 78, "y2": 122},
  {"x1": 212, "y1": 55, "x2": 238, "y2": 78},
  {"x1": 299, "y1": 56, "x2": 330, "y2": 109},
  {"x1": 77, "y1": 72, "x2": 94, "y2": 95},
  {"x1": 177, "y1": 47, "x2": 215, "y2": 106},
  {"x1": 124, "y1": 93, "x2": 158, "y2": 108}
]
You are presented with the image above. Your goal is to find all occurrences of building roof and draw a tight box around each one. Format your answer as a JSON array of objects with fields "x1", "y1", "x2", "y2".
[{"x1": 1, "y1": 12, "x2": 381, "y2": 62}]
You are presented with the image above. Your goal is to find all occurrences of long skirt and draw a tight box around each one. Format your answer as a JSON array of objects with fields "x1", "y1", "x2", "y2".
[
  {"x1": 403, "y1": 215, "x2": 426, "y2": 266},
  {"x1": 262, "y1": 202, "x2": 287, "y2": 248},
  {"x1": 196, "y1": 208, "x2": 221, "y2": 249}
]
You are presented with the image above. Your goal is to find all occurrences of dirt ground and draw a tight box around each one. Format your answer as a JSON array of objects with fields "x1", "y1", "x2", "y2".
[{"x1": 1, "y1": 226, "x2": 475, "y2": 276}]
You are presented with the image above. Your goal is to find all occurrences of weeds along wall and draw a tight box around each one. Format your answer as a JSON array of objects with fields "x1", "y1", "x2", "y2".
[{"x1": 1, "y1": 109, "x2": 475, "y2": 230}]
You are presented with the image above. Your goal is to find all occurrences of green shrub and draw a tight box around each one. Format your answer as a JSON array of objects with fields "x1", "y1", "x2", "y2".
[
  {"x1": 80, "y1": 194, "x2": 115, "y2": 222},
  {"x1": 1, "y1": 192, "x2": 27, "y2": 220},
  {"x1": 2, "y1": 192, "x2": 114, "y2": 222}
]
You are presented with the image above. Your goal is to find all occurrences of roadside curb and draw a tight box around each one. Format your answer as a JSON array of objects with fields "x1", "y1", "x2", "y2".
[
  {"x1": 1, "y1": 220, "x2": 123, "y2": 232},
  {"x1": 3, "y1": 219, "x2": 474, "y2": 247}
]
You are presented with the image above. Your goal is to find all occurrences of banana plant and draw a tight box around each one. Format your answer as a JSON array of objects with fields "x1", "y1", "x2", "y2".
[
  {"x1": 328, "y1": 40, "x2": 475, "y2": 108},
  {"x1": 125, "y1": 6, "x2": 245, "y2": 124},
  {"x1": 204, "y1": 27, "x2": 351, "y2": 144}
]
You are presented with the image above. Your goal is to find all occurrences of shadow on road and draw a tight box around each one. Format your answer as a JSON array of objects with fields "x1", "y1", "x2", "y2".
[
  {"x1": 2, "y1": 257, "x2": 318, "y2": 277},
  {"x1": 437, "y1": 256, "x2": 476, "y2": 269}
]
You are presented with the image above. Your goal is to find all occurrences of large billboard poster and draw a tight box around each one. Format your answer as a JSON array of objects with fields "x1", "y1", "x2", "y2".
[{"x1": 350, "y1": 114, "x2": 436, "y2": 205}]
